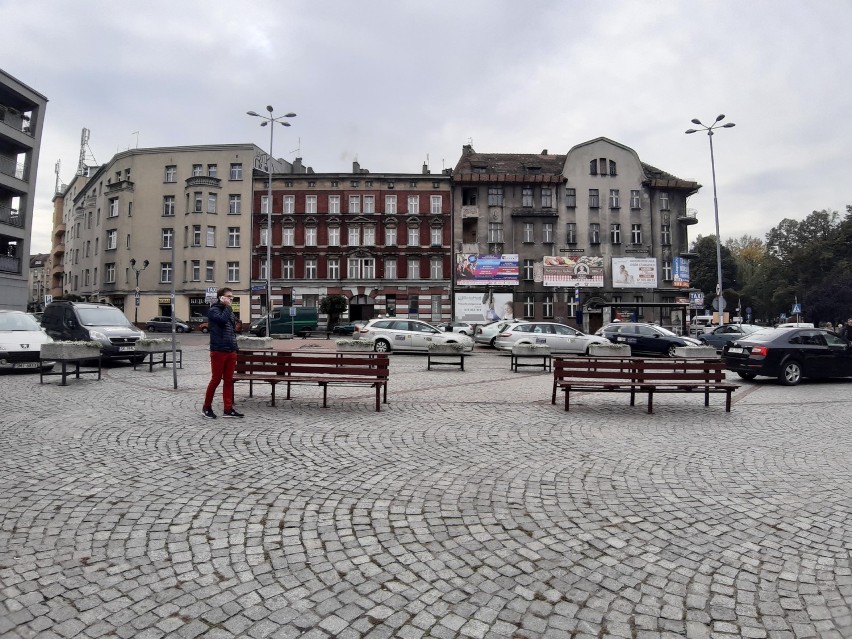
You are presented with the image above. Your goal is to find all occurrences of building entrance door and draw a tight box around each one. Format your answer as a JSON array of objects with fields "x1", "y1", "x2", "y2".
[{"x1": 348, "y1": 295, "x2": 375, "y2": 322}]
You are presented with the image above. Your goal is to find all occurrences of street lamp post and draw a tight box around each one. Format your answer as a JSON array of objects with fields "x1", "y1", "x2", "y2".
[
  {"x1": 129, "y1": 258, "x2": 149, "y2": 326},
  {"x1": 686, "y1": 114, "x2": 735, "y2": 321},
  {"x1": 247, "y1": 105, "x2": 296, "y2": 337}
]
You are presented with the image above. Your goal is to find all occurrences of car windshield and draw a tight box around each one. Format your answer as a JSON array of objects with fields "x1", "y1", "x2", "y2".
[
  {"x1": 77, "y1": 307, "x2": 133, "y2": 327},
  {"x1": 737, "y1": 328, "x2": 784, "y2": 343},
  {"x1": 650, "y1": 326, "x2": 678, "y2": 337},
  {"x1": 0, "y1": 313, "x2": 42, "y2": 331}
]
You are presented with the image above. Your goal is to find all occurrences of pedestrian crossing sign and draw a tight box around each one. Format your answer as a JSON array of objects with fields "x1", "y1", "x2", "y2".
[{"x1": 791, "y1": 303, "x2": 802, "y2": 314}]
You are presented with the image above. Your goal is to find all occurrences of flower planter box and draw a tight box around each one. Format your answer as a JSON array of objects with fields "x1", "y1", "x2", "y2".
[
  {"x1": 587, "y1": 343, "x2": 632, "y2": 357},
  {"x1": 335, "y1": 339, "x2": 375, "y2": 352},
  {"x1": 40, "y1": 341, "x2": 102, "y2": 360},
  {"x1": 510, "y1": 344, "x2": 552, "y2": 372},
  {"x1": 237, "y1": 336, "x2": 273, "y2": 351},
  {"x1": 673, "y1": 346, "x2": 719, "y2": 359},
  {"x1": 427, "y1": 343, "x2": 466, "y2": 354},
  {"x1": 511, "y1": 344, "x2": 551, "y2": 356},
  {"x1": 136, "y1": 338, "x2": 180, "y2": 353}
]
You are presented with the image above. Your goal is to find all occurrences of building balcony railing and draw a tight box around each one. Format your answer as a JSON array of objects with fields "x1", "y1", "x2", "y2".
[
  {"x1": 0, "y1": 204, "x2": 23, "y2": 228},
  {"x1": 185, "y1": 176, "x2": 222, "y2": 188},
  {"x1": 676, "y1": 210, "x2": 698, "y2": 224},
  {"x1": 105, "y1": 179, "x2": 134, "y2": 193},
  {"x1": 0, "y1": 254, "x2": 22, "y2": 274},
  {"x1": 0, "y1": 105, "x2": 33, "y2": 136},
  {"x1": 0, "y1": 158, "x2": 27, "y2": 181}
]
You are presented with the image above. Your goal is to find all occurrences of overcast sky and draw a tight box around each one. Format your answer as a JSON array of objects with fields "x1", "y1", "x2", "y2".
[{"x1": 5, "y1": 0, "x2": 851, "y2": 255}]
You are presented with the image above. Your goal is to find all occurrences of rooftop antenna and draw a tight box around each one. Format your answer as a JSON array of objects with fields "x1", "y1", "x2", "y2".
[
  {"x1": 54, "y1": 159, "x2": 63, "y2": 193},
  {"x1": 290, "y1": 136, "x2": 301, "y2": 156},
  {"x1": 77, "y1": 128, "x2": 90, "y2": 176},
  {"x1": 132, "y1": 131, "x2": 140, "y2": 148}
]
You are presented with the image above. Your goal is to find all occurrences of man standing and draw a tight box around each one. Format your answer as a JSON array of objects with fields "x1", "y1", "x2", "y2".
[
  {"x1": 202, "y1": 287, "x2": 244, "y2": 418},
  {"x1": 840, "y1": 318, "x2": 852, "y2": 342}
]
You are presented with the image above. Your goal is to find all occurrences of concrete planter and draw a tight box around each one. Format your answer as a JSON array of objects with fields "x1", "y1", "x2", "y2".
[
  {"x1": 588, "y1": 343, "x2": 631, "y2": 357},
  {"x1": 335, "y1": 340, "x2": 375, "y2": 352},
  {"x1": 511, "y1": 343, "x2": 551, "y2": 356},
  {"x1": 674, "y1": 346, "x2": 719, "y2": 359},
  {"x1": 136, "y1": 338, "x2": 179, "y2": 352},
  {"x1": 237, "y1": 336, "x2": 273, "y2": 350},
  {"x1": 427, "y1": 343, "x2": 466, "y2": 354},
  {"x1": 40, "y1": 341, "x2": 102, "y2": 360}
]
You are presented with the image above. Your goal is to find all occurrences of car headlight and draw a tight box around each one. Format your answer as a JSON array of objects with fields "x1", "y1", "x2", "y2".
[{"x1": 88, "y1": 330, "x2": 109, "y2": 341}]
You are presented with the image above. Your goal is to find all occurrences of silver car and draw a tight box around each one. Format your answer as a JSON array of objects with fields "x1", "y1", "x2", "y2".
[
  {"x1": 494, "y1": 321, "x2": 611, "y2": 354},
  {"x1": 358, "y1": 319, "x2": 474, "y2": 353},
  {"x1": 474, "y1": 319, "x2": 524, "y2": 347}
]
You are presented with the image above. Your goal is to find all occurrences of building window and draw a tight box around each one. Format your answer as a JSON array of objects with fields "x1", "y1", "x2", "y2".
[
  {"x1": 408, "y1": 227, "x2": 420, "y2": 246},
  {"x1": 206, "y1": 226, "x2": 216, "y2": 247},
  {"x1": 430, "y1": 227, "x2": 442, "y2": 246},
  {"x1": 305, "y1": 227, "x2": 317, "y2": 246},
  {"x1": 488, "y1": 222, "x2": 503, "y2": 243},
  {"x1": 408, "y1": 257, "x2": 420, "y2": 279},
  {"x1": 192, "y1": 164, "x2": 203, "y2": 177},
  {"x1": 543, "y1": 223, "x2": 553, "y2": 243},
  {"x1": 543, "y1": 295, "x2": 553, "y2": 318},
  {"x1": 205, "y1": 261, "x2": 215, "y2": 281},
  {"x1": 631, "y1": 224, "x2": 642, "y2": 245},
  {"x1": 385, "y1": 227, "x2": 397, "y2": 246},
  {"x1": 589, "y1": 160, "x2": 597, "y2": 176},
  {"x1": 662, "y1": 260, "x2": 672, "y2": 281},
  {"x1": 193, "y1": 225, "x2": 202, "y2": 247},
  {"x1": 306, "y1": 195, "x2": 317, "y2": 214},
  {"x1": 207, "y1": 193, "x2": 217, "y2": 213},
  {"x1": 163, "y1": 196, "x2": 175, "y2": 217},
  {"x1": 589, "y1": 189, "x2": 600, "y2": 209},
  {"x1": 349, "y1": 195, "x2": 360, "y2": 214},
  {"x1": 258, "y1": 258, "x2": 268, "y2": 280},
  {"x1": 228, "y1": 194, "x2": 241, "y2": 214},
  {"x1": 610, "y1": 223, "x2": 621, "y2": 245},
  {"x1": 363, "y1": 226, "x2": 375, "y2": 246},
  {"x1": 105, "y1": 263, "x2": 116, "y2": 284},
  {"x1": 661, "y1": 224, "x2": 671, "y2": 246},
  {"x1": 430, "y1": 257, "x2": 443, "y2": 279},
  {"x1": 108, "y1": 198, "x2": 118, "y2": 218},
  {"x1": 348, "y1": 227, "x2": 360, "y2": 247},
  {"x1": 541, "y1": 188, "x2": 552, "y2": 208},
  {"x1": 282, "y1": 227, "x2": 294, "y2": 246},
  {"x1": 523, "y1": 222, "x2": 534, "y2": 243},
  {"x1": 609, "y1": 189, "x2": 620, "y2": 208},
  {"x1": 327, "y1": 257, "x2": 340, "y2": 280},
  {"x1": 305, "y1": 258, "x2": 317, "y2": 279},
  {"x1": 522, "y1": 187, "x2": 533, "y2": 207},
  {"x1": 106, "y1": 230, "x2": 117, "y2": 250},
  {"x1": 161, "y1": 228, "x2": 173, "y2": 249},
  {"x1": 630, "y1": 190, "x2": 641, "y2": 209},
  {"x1": 659, "y1": 192, "x2": 669, "y2": 210},
  {"x1": 385, "y1": 195, "x2": 397, "y2": 214},
  {"x1": 328, "y1": 227, "x2": 340, "y2": 247},
  {"x1": 229, "y1": 163, "x2": 242, "y2": 180},
  {"x1": 487, "y1": 187, "x2": 503, "y2": 206},
  {"x1": 165, "y1": 165, "x2": 177, "y2": 182},
  {"x1": 207, "y1": 164, "x2": 217, "y2": 178},
  {"x1": 329, "y1": 195, "x2": 340, "y2": 214},
  {"x1": 430, "y1": 195, "x2": 442, "y2": 214},
  {"x1": 227, "y1": 261, "x2": 239, "y2": 282},
  {"x1": 590, "y1": 223, "x2": 601, "y2": 244},
  {"x1": 523, "y1": 295, "x2": 534, "y2": 318},
  {"x1": 523, "y1": 259, "x2": 534, "y2": 281},
  {"x1": 407, "y1": 195, "x2": 419, "y2": 215},
  {"x1": 259, "y1": 227, "x2": 269, "y2": 247},
  {"x1": 347, "y1": 257, "x2": 374, "y2": 279},
  {"x1": 194, "y1": 192, "x2": 203, "y2": 213},
  {"x1": 283, "y1": 196, "x2": 295, "y2": 215},
  {"x1": 384, "y1": 257, "x2": 397, "y2": 279},
  {"x1": 363, "y1": 195, "x2": 375, "y2": 214},
  {"x1": 228, "y1": 227, "x2": 240, "y2": 248},
  {"x1": 260, "y1": 195, "x2": 269, "y2": 215},
  {"x1": 566, "y1": 188, "x2": 576, "y2": 208},
  {"x1": 609, "y1": 160, "x2": 617, "y2": 176},
  {"x1": 281, "y1": 258, "x2": 294, "y2": 279},
  {"x1": 191, "y1": 260, "x2": 200, "y2": 281},
  {"x1": 160, "y1": 262, "x2": 173, "y2": 284}
]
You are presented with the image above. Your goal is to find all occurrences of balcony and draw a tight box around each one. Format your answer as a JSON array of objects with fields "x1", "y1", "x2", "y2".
[
  {"x1": 185, "y1": 175, "x2": 221, "y2": 189},
  {"x1": 0, "y1": 253, "x2": 21, "y2": 274},
  {"x1": 105, "y1": 179, "x2": 134, "y2": 193},
  {"x1": 0, "y1": 157, "x2": 27, "y2": 182},
  {"x1": 0, "y1": 204, "x2": 23, "y2": 228},
  {"x1": 676, "y1": 210, "x2": 698, "y2": 225},
  {"x1": 460, "y1": 205, "x2": 479, "y2": 219}
]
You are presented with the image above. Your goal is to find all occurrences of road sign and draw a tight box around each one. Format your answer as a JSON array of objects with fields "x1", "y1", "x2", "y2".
[
  {"x1": 289, "y1": 307, "x2": 297, "y2": 316},
  {"x1": 43, "y1": 294, "x2": 53, "y2": 306},
  {"x1": 135, "y1": 292, "x2": 140, "y2": 307},
  {"x1": 792, "y1": 303, "x2": 802, "y2": 314}
]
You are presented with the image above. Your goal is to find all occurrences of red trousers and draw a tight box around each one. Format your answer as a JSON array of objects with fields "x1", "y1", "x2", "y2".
[{"x1": 204, "y1": 350, "x2": 237, "y2": 411}]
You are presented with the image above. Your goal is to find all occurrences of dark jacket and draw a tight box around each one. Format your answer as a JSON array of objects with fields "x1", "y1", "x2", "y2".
[
  {"x1": 841, "y1": 324, "x2": 852, "y2": 342},
  {"x1": 208, "y1": 302, "x2": 237, "y2": 352}
]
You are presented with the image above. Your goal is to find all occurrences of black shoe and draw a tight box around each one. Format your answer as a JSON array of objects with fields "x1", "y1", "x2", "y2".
[
  {"x1": 202, "y1": 407, "x2": 217, "y2": 419},
  {"x1": 223, "y1": 408, "x2": 244, "y2": 418}
]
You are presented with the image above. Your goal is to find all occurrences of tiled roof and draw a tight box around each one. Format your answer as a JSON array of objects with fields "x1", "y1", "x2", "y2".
[
  {"x1": 642, "y1": 162, "x2": 700, "y2": 191},
  {"x1": 453, "y1": 146, "x2": 566, "y2": 183}
]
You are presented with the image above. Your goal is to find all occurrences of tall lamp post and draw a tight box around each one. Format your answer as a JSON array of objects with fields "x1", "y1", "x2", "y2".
[
  {"x1": 686, "y1": 114, "x2": 735, "y2": 320},
  {"x1": 129, "y1": 258, "x2": 149, "y2": 326},
  {"x1": 247, "y1": 105, "x2": 296, "y2": 337}
]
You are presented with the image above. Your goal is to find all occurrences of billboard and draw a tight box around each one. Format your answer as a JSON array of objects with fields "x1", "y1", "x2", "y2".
[
  {"x1": 455, "y1": 254, "x2": 519, "y2": 286},
  {"x1": 612, "y1": 257, "x2": 658, "y2": 288},
  {"x1": 455, "y1": 292, "x2": 515, "y2": 322},
  {"x1": 542, "y1": 256, "x2": 604, "y2": 287},
  {"x1": 672, "y1": 257, "x2": 690, "y2": 288}
]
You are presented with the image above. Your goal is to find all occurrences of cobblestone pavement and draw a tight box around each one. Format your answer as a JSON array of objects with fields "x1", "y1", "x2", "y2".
[{"x1": 2, "y1": 335, "x2": 851, "y2": 638}]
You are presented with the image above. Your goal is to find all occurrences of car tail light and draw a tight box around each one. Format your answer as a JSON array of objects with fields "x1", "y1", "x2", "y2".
[
  {"x1": 498, "y1": 331, "x2": 513, "y2": 337},
  {"x1": 750, "y1": 345, "x2": 768, "y2": 356},
  {"x1": 358, "y1": 327, "x2": 368, "y2": 333}
]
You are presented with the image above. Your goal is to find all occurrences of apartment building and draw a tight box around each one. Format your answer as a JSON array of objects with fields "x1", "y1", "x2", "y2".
[
  {"x1": 0, "y1": 69, "x2": 47, "y2": 311},
  {"x1": 58, "y1": 144, "x2": 272, "y2": 324},
  {"x1": 452, "y1": 139, "x2": 699, "y2": 332},
  {"x1": 250, "y1": 161, "x2": 453, "y2": 324},
  {"x1": 27, "y1": 253, "x2": 50, "y2": 311}
]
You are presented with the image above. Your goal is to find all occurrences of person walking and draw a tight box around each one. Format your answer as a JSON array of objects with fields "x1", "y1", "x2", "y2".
[
  {"x1": 840, "y1": 318, "x2": 852, "y2": 342},
  {"x1": 202, "y1": 287, "x2": 244, "y2": 418}
]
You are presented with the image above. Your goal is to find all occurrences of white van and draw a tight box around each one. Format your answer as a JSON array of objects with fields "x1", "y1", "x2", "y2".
[{"x1": 688, "y1": 315, "x2": 716, "y2": 337}]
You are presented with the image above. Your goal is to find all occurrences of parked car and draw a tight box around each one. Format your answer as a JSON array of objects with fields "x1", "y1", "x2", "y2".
[
  {"x1": 41, "y1": 301, "x2": 145, "y2": 362},
  {"x1": 494, "y1": 321, "x2": 611, "y2": 354},
  {"x1": 687, "y1": 315, "x2": 717, "y2": 337},
  {"x1": 435, "y1": 321, "x2": 476, "y2": 335},
  {"x1": 331, "y1": 320, "x2": 367, "y2": 335},
  {"x1": 698, "y1": 323, "x2": 763, "y2": 351},
  {"x1": 722, "y1": 326, "x2": 852, "y2": 385},
  {"x1": 596, "y1": 322, "x2": 702, "y2": 357},
  {"x1": 0, "y1": 310, "x2": 54, "y2": 372},
  {"x1": 475, "y1": 319, "x2": 524, "y2": 347},
  {"x1": 197, "y1": 318, "x2": 243, "y2": 333},
  {"x1": 145, "y1": 316, "x2": 191, "y2": 333},
  {"x1": 358, "y1": 318, "x2": 474, "y2": 353}
]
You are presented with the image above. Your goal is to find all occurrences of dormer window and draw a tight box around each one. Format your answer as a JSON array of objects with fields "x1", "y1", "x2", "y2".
[
  {"x1": 590, "y1": 158, "x2": 617, "y2": 176},
  {"x1": 472, "y1": 165, "x2": 487, "y2": 173}
]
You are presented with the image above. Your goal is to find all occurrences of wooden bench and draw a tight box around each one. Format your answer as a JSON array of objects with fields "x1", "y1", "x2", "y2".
[
  {"x1": 551, "y1": 356, "x2": 739, "y2": 413},
  {"x1": 233, "y1": 350, "x2": 390, "y2": 411}
]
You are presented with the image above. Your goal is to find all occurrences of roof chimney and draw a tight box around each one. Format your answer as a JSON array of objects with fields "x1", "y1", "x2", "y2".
[
  {"x1": 422, "y1": 162, "x2": 430, "y2": 175},
  {"x1": 352, "y1": 160, "x2": 360, "y2": 174},
  {"x1": 541, "y1": 149, "x2": 548, "y2": 155}
]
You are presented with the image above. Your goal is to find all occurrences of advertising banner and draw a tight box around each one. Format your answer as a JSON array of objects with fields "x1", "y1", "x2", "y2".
[
  {"x1": 542, "y1": 256, "x2": 604, "y2": 287},
  {"x1": 455, "y1": 254, "x2": 519, "y2": 286},
  {"x1": 612, "y1": 257, "x2": 657, "y2": 288},
  {"x1": 672, "y1": 257, "x2": 690, "y2": 288},
  {"x1": 455, "y1": 292, "x2": 515, "y2": 322}
]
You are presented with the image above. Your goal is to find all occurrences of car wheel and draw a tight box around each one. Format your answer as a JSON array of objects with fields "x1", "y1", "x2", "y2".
[
  {"x1": 459, "y1": 330, "x2": 469, "y2": 336},
  {"x1": 737, "y1": 372, "x2": 757, "y2": 380},
  {"x1": 176, "y1": 327, "x2": 185, "y2": 333},
  {"x1": 489, "y1": 337, "x2": 497, "y2": 347},
  {"x1": 202, "y1": 327, "x2": 209, "y2": 333},
  {"x1": 667, "y1": 344, "x2": 678, "y2": 358},
  {"x1": 779, "y1": 360, "x2": 802, "y2": 386},
  {"x1": 374, "y1": 339, "x2": 390, "y2": 353},
  {"x1": 146, "y1": 325, "x2": 155, "y2": 332}
]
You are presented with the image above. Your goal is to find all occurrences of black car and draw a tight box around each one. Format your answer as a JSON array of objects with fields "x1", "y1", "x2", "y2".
[
  {"x1": 331, "y1": 321, "x2": 366, "y2": 336},
  {"x1": 722, "y1": 327, "x2": 852, "y2": 385},
  {"x1": 595, "y1": 322, "x2": 702, "y2": 357},
  {"x1": 146, "y1": 316, "x2": 191, "y2": 333}
]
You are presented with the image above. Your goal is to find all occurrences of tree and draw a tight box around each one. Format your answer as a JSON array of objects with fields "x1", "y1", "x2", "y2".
[
  {"x1": 320, "y1": 295, "x2": 348, "y2": 328},
  {"x1": 688, "y1": 235, "x2": 738, "y2": 309}
]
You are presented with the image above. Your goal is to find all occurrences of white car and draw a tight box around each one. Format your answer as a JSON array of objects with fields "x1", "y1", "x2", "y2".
[
  {"x1": 0, "y1": 310, "x2": 55, "y2": 372},
  {"x1": 494, "y1": 321, "x2": 611, "y2": 354},
  {"x1": 474, "y1": 319, "x2": 524, "y2": 347},
  {"x1": 358, "y1": 318, "x2": 474, "y2": 353}
]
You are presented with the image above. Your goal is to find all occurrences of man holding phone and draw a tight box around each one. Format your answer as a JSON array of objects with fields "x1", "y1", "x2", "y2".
[{"x1": 202, "y1": 287, "x2": 244, "y2": 418}]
